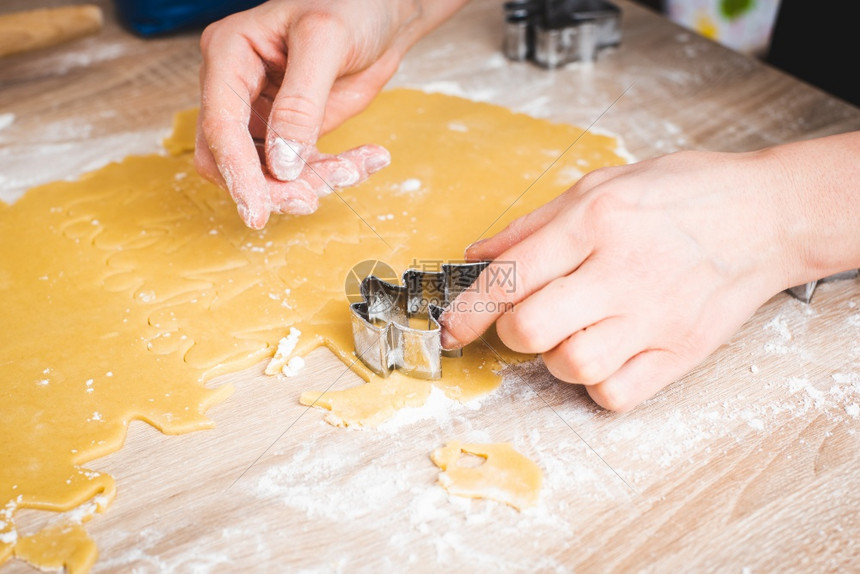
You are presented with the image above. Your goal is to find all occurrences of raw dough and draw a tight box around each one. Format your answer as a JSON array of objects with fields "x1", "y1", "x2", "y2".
[
  {"x1": 0, "y1": 88, "x2": 625, "y2": 570},
  {"x1": 14, "y1": 522, "x2": 97, "y2": 574},
  {"x1": 431, "y1": 441, "x2": 543, "y2": 510},
  {"x1": 298, "y1": 327, "x2": 512, "y2": 427}
]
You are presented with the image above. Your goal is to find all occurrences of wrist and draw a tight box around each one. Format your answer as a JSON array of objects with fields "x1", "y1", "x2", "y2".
[
  {"x1": 393, "y1": 0, "x2": 469, "y2": 53},
  {"x1": 765, "y1": 132, "x2": 860, "y2": 288}
]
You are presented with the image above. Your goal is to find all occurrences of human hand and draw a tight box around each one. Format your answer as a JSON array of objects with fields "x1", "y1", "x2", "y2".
[
  {"x1": 195, "y1": 0, "x2": 436, "y2": 228},
  {"x1": 440, "y1": 148, "x2": 819, "y2": 411}
]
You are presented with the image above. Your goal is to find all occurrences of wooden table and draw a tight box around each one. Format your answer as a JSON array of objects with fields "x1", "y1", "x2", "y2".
[{"x1": 2, "y1": 1, "x2": 859, "y2": 571}]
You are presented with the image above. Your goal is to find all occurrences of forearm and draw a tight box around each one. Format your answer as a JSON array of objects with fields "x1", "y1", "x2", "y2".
[{"x1": 766, "y1": 131, "x2": 860, "y2": 286}]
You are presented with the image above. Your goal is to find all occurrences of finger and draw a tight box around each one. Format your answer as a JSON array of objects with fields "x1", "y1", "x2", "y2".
[
  {"x1": 464, "y1": 166, "x2": 621, "y2": 262},
  {"x1": 585, "y1": 349, "x2": 691, "y2": 412},
  {"x1": 494, "y1": 258, "x2": 614, "y2": 353},
  {"x1": 541, "y1": 316, "x2": 649, "y2": 386},
  {"x1": 440, "y1": 212, "x2": 592, "y2": 349},
  {"x1": 266, "y1": 14, "x2": 349, "y2": 181},
  {"x1": 194, "y1": 113, "x2": 224, "y2": 187},
  {"x1": 307, "y1": 144, "x2": 392, "y2": 193},
  {"x1": 249, "y1": 93, "x2": 274, "y2": 140},
  {"x1": 338, "y1": 144, "x2": 392, "y2": 180},
  {"x1": 464, "y1": 192, "x2": 568, "y2": 262},
  {"x1": 199, "y1": 29, "x2": 272, "y2": 228},
  {"x1": 268, "y1": 178, "x2": 319, "y2": 216}
]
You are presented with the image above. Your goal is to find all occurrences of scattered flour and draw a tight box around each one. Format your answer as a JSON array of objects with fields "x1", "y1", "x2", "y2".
[
  {"x1": 281, "y1": 356, "x2": 305, "y2": 378},
  {"x1": 553, "y1": 165, "x2": 584, "y2": 186},
  {"x1": 265, "y1": 327, "x2": 303, "y2": 376},
  {"x1": 514, "y1": 95, "x2": 553, "y2": 119},
  {"x1": 0, "y1": 114, "x2": 14, "y2": 132},
  {"x1": 63, "y1": 495, "x2": 110, "y2": 525},
  {"x1": 392, "y1": 178, "x2": 422, "y2": 194},
  {"x1": 0, "y1": 130, "x2": 165, "y2": 204},
  {"x1": 762, "y1": 313, "x2": 810, "y2": 357},
  {"x1": 254, "y1": 441, "x2": 409, "y2": 522},
  {"x1": 94, "y1": 527, "x2": 232, "y2": 573},
  {"x1": 376, "y1": 386, "x2": 481, "y2": 434},
  {"x1": 414, "y1": 81, "x2": 498, "y2": 103}
]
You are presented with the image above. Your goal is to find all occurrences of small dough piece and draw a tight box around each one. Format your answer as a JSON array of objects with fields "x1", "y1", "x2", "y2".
[
  {"x1": 300, "y1": 373, "x2": 432, "y2": 428},
  {"x1": 430, "y1": 441, "x2": 542, "y2": 510},
  {"x1": 14, "y1": 523, "x2": 97, "y2": 574}
]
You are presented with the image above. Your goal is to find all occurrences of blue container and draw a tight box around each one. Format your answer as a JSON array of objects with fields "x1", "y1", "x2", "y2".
[{"x1": 114, "y1": 0, "x2": 265, "y2": 36}]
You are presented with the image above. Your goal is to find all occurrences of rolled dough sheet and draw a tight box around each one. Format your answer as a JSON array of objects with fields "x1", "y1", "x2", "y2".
[
  {"x1": 0, "y1": 88, "x2": 626, "y2": 571},
  {"x1": 431, "y1": 441, "x2": 543, "y2": 510}
]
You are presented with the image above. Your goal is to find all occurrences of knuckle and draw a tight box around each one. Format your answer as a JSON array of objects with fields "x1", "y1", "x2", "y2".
[
  {"x1": 496, "y1": 308, "x2": 542, "y2": 353},
  {"x1": 294, "y1": 10, "x2": 347, "y2": 40},
  {"x1": 199, "y1": 15, "x2": 237, "y2": 52},
  {"x1": 269, "y1": 96, "x2": 320, "y2": 138},
  {"x1": 576, "y1": 168, "x2": 606, "y2": 189},
  {"x1": 586, "y1": 383, "x2": 633, "y2": 413},
  {"x1": 543, "y1": 339, "x2": 601, "y2": 385},
  {"x1": 575, "y1": 165, "x2": 619, "y2": 192},
  {"x1": 586, "y1": 186, "x2": 622, "y2": 219},
  {"x1": 501, "y1": 212, "x2": 532, "y2": 242},
  {"x1": 567, "y1": 343, "x2": 606, "y2": 385},
  {"x1": 504, "y1": 256, "x2": 538, "y2": 300},
  {"x1": 199, "y1": 24, "x2": 216, "y2": 51}
]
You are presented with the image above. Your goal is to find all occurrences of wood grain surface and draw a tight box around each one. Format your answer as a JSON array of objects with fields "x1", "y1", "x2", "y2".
[{"x1": 2, "y1": 0, "x2": 859, "y2": 572}]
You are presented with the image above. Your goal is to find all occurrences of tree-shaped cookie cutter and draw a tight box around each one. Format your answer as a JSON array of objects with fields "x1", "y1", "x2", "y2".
[
  {"x1": 787, "y1": 270, "x2": 859, "y2": 304},
  {"x1": 350, "y1": 261, "x2": 490, "y2": 379}
]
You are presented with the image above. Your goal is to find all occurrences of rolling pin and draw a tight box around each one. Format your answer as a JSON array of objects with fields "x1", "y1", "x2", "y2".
[{"x1": 0, "y1": 4, "x2": 104, "y2": 58}]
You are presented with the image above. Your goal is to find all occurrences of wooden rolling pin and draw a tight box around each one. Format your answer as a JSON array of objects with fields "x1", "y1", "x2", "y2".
[{"x1": 0, "y1": 4, "x2": 103, "y2": 58}]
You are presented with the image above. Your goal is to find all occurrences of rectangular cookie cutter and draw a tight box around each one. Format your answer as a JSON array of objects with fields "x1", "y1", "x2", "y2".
[
  {"x1": 350, "y1": 261, "x2": 490, "y2": 380},
  {"x1": 503, "y1": 0, "x2": 622, "y2": 68}
]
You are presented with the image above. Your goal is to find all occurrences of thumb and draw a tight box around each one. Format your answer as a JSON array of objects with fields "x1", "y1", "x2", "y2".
[{"x1": 266, "y1": 14, "x2": 348, "y2": 181}]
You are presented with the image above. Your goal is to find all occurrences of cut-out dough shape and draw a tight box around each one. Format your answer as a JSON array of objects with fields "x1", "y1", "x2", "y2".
[
  {"x1": 0, "y1": 89, "x2": 625, "y2": 571},
  {"x1": 14, "y1": 522, "x2": 97, "y2": 574},
  {"x1": 431, "y1": 441, "x2": 543, "y2": 510}
]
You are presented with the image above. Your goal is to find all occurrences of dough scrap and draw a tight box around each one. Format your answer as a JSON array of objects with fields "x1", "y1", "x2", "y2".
[
  {"x1": 430, "y1": 441, "x2": 543, "y2": 510},
  {"x1": 14, "y1": 522, "x2": 97, "y2": 574},
  {"x1": 0, "y1": 89, "x2": 624, "y2": 570},
  {"x1": 300, "y1": 373, "x2": 433, "y2": 428}
]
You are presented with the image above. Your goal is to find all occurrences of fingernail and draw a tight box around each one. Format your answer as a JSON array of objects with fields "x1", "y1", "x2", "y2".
[
  {"x1": 236, "y1": 202, "x2": 250, "y2": 222},
  {"x1": 282, "y1": 197, "x2": 315, "y2": 215},
  {"x1": 328, "y1": 161, "x2": 360, "y2": 187},
  {"x1": 366, "y1": 149, "x2": 391, "y2": 173},
  {"x1": 464, "y1": 238, "x2": 487, "y2": 258},
  {"x1": 237, "y1": 202, "x2": 268, "y2": 229},
  {"x1": 269, "y1": 138, "x2": 306, "y2": 181},
  {"x1": 440, "y1": 328, "x2": 462, "y2": 351}
]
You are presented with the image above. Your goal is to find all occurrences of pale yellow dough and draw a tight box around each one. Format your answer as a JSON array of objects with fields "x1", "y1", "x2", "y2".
[
  {"x1": 431, "y1": 441, "x2": 543, "y2": 510},
  {"x1": 0, "y1": 89, "x2": 625, "y2": 571}
]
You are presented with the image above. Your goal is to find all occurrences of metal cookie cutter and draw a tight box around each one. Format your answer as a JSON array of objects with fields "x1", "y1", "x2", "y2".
[
  {"x1": 504, "y1": 0, "x2": 622, "y2": 68},
  {"x1": 787, "y1": 270, "x2": 859, "y2": 304},
  {"x1": 350, "y1": 261, "x2": 490, "y2": 380}
]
